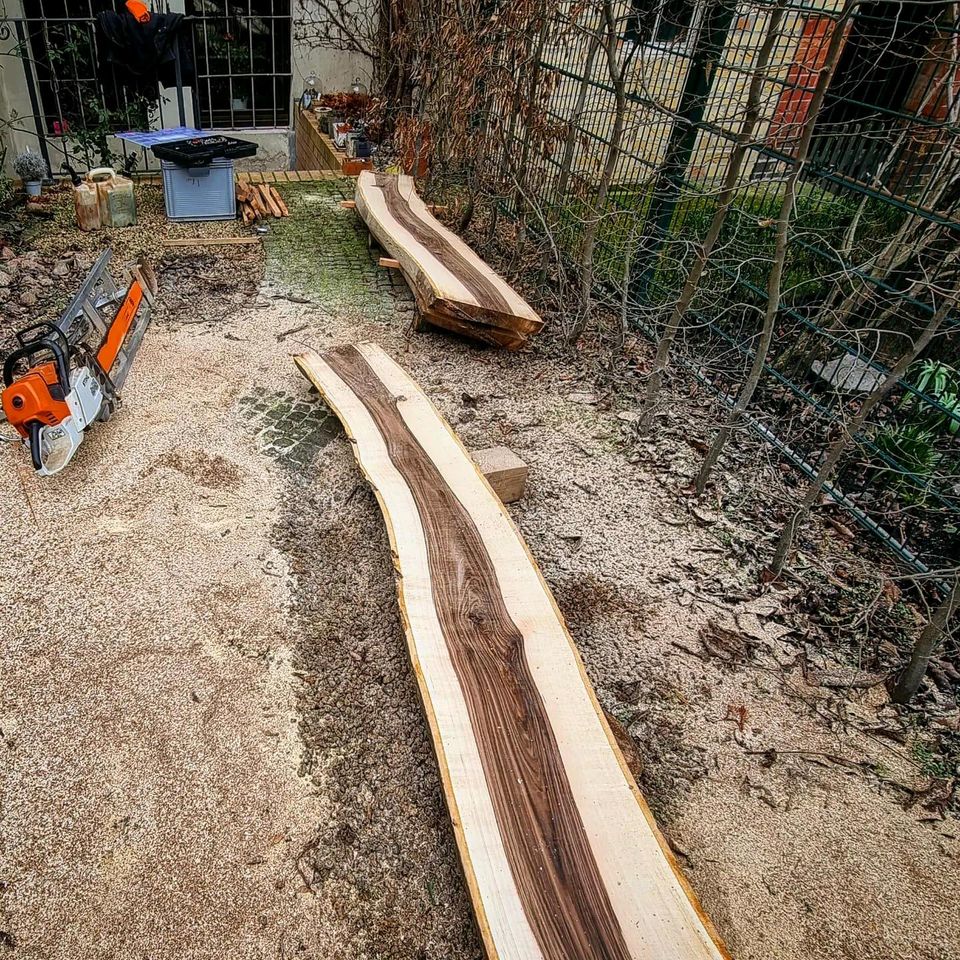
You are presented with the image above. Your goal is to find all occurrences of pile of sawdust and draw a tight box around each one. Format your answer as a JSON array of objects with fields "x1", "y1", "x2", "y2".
[
  {"x1": 274, "y1": 447, "x2": 482, "y2": 959},
  {"x1": 3, "y1": 177, "x2": 957, "y2": 960}
]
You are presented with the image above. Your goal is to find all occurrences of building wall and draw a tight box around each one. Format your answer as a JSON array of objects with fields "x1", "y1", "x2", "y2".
[
  {"x1": 0, "y1": 0, "x2": 371, "y2": 175},
  {"x1": 538, "y1": 0, "x2": 848, "y2": 191}
]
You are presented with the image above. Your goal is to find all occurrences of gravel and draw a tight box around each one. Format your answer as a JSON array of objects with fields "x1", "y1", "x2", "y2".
[{"x1": 1, "y1": 180, "x2": 957, "y2": 960}]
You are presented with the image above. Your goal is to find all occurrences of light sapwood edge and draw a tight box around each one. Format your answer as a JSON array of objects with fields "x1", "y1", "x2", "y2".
[
  {"x1": 355, "y1": 195, "x2": 529, "y2": 350},
  {"x1": 296, "y1": 344, "x2": 731, "y2": 960},
  {"x1": 382, "y1": 175, "x2": 536, "y2": 318},
  {"x1": 352, "y1": 342, "x2": 731, "y2": 960},
  {"x1": 293, "y1": 351, "x2": 503, "y2": 960},
  {"x1": 355, "y1": 180, "x2": 445, "y2": 306}
]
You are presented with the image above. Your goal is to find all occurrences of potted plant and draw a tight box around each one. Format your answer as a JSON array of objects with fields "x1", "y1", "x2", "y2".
[{"x1": 13, "y1": 150, "x2": 47, "y2": 197}]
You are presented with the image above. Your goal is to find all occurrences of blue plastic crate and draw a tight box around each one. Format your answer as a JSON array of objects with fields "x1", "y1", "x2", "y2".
[{"x1": 161, "y1": 158, "x2": 236, "y2": 222}]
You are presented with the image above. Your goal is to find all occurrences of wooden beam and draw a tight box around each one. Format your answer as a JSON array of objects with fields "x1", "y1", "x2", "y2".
[
  {"x1": 162, "y1": 236, "x2": 260, "y2": 247},
  {"x1": 378, "y1": 256, "x2": 401, "y2": 269},
  {"x1": 340, "y1": 200, "x2": 356, "y2": 209},
  {"x1": 472, "y1": 445, "x2": 527, "y2": 503},
  {"x1": 258, "y1": 183, "x2": 283, "y2": 218},
  {"x1": 354, "y1": 172, "x2": 544, "y2": 350},
  {"x1": 269, "y1": 185, "x2": 290, "y2": 217},
  {"x1": 294, "y1": 343, "x2": 728, "y2": 960}
]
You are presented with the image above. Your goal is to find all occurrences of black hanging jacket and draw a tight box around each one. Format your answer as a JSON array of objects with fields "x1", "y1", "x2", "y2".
[{"x1": 95, "y1": 9, "x2": 195, "y2": 99}]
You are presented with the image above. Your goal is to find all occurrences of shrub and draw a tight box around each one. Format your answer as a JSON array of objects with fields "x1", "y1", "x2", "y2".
[{"x1": 12, "y1": 150, "x2": 48, "y2": 182}]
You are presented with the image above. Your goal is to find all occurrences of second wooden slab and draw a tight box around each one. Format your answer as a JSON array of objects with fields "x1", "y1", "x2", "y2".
[{"x1": 354, "y1": 172, "x2": 544, "y2": 350}]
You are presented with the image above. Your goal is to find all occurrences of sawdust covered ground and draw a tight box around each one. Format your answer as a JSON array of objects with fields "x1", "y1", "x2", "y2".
[{"x1": 1, "y1": 181, "x2": 958, "y2": 960}]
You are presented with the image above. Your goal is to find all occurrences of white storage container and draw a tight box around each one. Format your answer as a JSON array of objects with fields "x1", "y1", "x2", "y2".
[{"x1": 161, "y1": 158, "x2": 236, "y2": 222}]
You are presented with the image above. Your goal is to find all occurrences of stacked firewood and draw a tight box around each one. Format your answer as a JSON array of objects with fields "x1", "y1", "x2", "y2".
[{"x1": 235, "y1": 181, "x2": 289, "y2": 224}]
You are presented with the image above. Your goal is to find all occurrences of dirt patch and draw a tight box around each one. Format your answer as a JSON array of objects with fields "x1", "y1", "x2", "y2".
[
  {"x1": 142, "y1": 449, "x2": 245, "y2": 489},
  {"x1": 155, "y1": 250, "x2": 263, "y2": 330},
  {"x1": 2, "y1": 176, "x2": 957, "y2": 960},
  {"x1": 273, "y1": 444, "x2": 482, "y2": 959}
]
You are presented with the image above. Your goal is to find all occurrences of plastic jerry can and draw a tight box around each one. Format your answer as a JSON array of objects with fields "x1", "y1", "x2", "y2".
[
  {"x1": 88, "y1": 167, "x2": 137, "y2": 227},
  {"x1": 73, "y1": 180, "x2": 101, "y2": 231}
]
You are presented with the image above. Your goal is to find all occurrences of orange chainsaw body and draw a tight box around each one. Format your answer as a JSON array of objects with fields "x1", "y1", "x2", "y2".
[
  {"x1": 1, "y1": 363, "x2": 70, "y2": 437},
  {"x1": 1, "y1": 278, "x2": 144, "y2": 438}
]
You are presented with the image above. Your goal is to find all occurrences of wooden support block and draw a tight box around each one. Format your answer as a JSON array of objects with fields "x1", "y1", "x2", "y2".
[
  {"x1": 472, "y1": 445, "x2": 528, "y2": 503},
  {"x1": 162, "y1": 236, "x2": 260, "y2": 247},
  {"x1": 378, "y1": 257, "x2": 401, "y2": 269},
  {"x1": 340, "y1": 199, "x2": 356, "y2": 209}
]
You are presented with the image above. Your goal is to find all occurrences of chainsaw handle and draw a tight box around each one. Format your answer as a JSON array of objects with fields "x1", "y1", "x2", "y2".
[
  {"x1": 27, "y1": 420, "x2": 43, "y2": 472},
  {"x1": 3, "y1": 337, "x2": 70, "y2": 391}
]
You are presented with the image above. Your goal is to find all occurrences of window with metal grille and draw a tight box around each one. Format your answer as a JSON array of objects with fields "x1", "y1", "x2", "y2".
[
  {"x1": 626, "y1": 0, "x2": 699, "y2": 48},
  {"x1": 187, "y1": 0, "x2": 292, "y2": 129},
  {"x1": 21, "y1": 0, "x2": 137, "y2": 137}
]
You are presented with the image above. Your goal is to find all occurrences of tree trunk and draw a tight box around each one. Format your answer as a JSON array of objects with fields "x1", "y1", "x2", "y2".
[
  {"x1": 555, "y1": 32, "x2": 603, "y2": 202},
  {"x1": 639, "y1": 1, "x2": 785, "y2": 431},
  {"x1": 693, "y1": 0, "x2": 854, "y2": 493},
  {"x1": 512, "y1": 10, "x2": 551, "y2": 247},
  {"x1": 891, "y1": 575, "x2": 960, "y2": 704},
  {"x1": 770, "y1": 292, "x2": 955, "y2": 573}
]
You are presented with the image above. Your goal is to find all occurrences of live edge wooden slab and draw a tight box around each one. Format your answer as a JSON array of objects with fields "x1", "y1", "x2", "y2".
[
  {"x1": 354, "y1": 171, "x2": 544, "y2": 350},
  {"x1": 294, "y1": 342, "x2": 728, "y2": 960}
]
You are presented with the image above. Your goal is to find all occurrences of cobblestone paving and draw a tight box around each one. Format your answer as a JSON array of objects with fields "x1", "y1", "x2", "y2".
[
  {"x1": 239, "y1": 389, "x2": 340, "y2": 468},
  {"x1": 239, "y1": 179, "x2": 418, "y2": 470},
  {"x1": 264, "y1": 180, "x2": 415, "y2": 319}
]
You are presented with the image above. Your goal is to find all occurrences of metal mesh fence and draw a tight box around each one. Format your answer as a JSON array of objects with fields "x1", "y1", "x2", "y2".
[{"x1": 478, "y1": 0, "x2": 960, "y2": 576}]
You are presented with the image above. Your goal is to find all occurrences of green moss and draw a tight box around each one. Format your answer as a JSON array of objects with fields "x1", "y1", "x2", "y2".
[{"x1": 265, "y1": 181, "x2": 413, "y2": 319}]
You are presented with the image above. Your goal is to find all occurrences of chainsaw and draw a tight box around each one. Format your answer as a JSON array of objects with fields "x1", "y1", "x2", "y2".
[{"x1": 1, "y1": 249, "x2": 156, "y2": 476}]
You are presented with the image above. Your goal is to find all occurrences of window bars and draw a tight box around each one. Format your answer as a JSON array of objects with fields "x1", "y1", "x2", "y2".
[
  {"x1": 5, "y1": 0, "x2": 293, "y2": 173},
  {"x1": 186, "y1": 0, "x2": 292, "y2": 130}
]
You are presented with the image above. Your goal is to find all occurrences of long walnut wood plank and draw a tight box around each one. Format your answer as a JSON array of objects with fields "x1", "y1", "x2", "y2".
[
  {"x1": 294, "y1": 343, "x2": 728, "y2": 960},
  {"x1": 354, "y1": 172, "x2": 543, "y2": 350}
]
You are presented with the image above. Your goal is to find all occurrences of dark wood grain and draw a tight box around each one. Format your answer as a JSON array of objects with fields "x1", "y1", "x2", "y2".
[
  {"x1": 375, "y1": 174, "x2": 517, "y2": 321},
  {"x1": 355, "y1": 173, "x2": 544, "y2": 349},
  {"x1": 324, "y1": 344, "x2": 631, "y2": 960}
]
